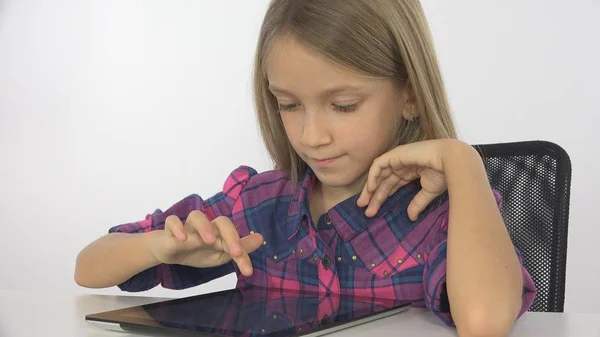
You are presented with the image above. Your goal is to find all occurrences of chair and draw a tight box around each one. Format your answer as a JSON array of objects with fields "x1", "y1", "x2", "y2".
[{"x1": 472, "y1": 140, "x2": 572, "y2": 312}]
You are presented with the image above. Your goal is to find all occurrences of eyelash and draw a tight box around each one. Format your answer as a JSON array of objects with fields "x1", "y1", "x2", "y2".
[
  {"x1": 277, "y1": 103, "x2": 358, "y2": 113},
  {"x1": 334, "y1": 103, "x2": 358, "y2": 113}
]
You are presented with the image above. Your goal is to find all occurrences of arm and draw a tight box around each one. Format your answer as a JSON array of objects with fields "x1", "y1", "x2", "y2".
[
  {"x1": 74, "y1": 166, "x2": 257, "y2": 292},
  {"x1": 356, "y1": 139, "x2": 535, "y2": 335},
  {"x1": 74, "y1": 231, "x2": 161, "y2": 289},
  {"x1": 443, "y1": 142, "x2": 523, "y2": 337}
]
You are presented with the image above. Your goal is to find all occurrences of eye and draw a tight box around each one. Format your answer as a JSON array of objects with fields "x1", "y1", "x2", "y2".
[
  {"x1": 278, "y1": 103, "x2": 300, "y2": 112},
  {"x1": 332, "y1": 103, "x2": 358, "y2": 113}
]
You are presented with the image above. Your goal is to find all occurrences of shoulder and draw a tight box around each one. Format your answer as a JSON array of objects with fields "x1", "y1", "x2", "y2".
[{"x1": 221, "y1": 165, "x2": 293, "y2": 201}]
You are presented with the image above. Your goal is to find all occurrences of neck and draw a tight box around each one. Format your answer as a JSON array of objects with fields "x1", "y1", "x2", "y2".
[{"x1": 312, "y1": 173, "x2": 368, "y2": 212}]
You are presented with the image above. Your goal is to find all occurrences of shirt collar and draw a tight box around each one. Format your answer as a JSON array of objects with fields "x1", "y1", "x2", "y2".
[
  {"x1": 286, "y1": 167, "x2": 421, "y2": 241},
  {"x1": 286, "y1": 167, "x2": 316, "y2": 238}
]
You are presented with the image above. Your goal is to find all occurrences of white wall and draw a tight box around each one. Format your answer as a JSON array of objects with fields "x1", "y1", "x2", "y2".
[{"x1": 0, "y1": 0, "x2": 598, "y2": 313}]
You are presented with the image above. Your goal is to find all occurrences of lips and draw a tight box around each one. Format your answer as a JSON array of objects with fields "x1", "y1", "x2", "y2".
[
  {"x1": 310, "y1": 155, "x2": 344, "y2": 167},
  {"x1": 311, "y1": 154, "x2": 342, "y2": 161}
]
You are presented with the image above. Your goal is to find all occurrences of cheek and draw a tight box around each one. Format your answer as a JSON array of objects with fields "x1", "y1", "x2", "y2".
[
  {"x1": 346, "y1": 113, "x2": 398, "y2": 150},
  {"x1": 280, "y1": 114, "x2": 302, "y2": 145}
]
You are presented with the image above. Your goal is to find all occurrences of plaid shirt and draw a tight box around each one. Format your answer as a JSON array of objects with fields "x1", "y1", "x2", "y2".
[{"x1": 110, "y1": 166, "x2": 536, "y2": 327}]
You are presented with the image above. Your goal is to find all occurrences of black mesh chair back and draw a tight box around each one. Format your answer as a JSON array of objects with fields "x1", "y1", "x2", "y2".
[{"x1": 472, "y1": 140, "x2": 571, "y2": 312}]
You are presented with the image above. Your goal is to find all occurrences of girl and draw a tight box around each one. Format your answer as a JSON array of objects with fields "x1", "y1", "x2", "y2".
[{"x1": 75, "y1": 0, "x2": 536, "y2": 336}]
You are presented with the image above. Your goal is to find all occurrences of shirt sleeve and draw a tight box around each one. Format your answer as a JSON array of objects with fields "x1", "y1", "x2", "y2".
[
  {"x1": 108, "y1": 166, "x2": 258, "y2": 292},
  {"x1": 422, "y1": 190, "x2": 537, "y2": 327}
]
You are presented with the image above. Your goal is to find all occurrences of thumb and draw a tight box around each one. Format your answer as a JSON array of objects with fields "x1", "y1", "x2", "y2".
[
  {"x1": 240, "y1": 233, "x2": 264, "y2": 254},
  {"x1": 407, "y1": 190, "x2": 437, "y2": 221}
]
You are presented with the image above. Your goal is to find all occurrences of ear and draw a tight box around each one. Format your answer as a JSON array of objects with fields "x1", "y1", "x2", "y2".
[{"x1": 398, "y1": 82, "x2": 418, "y2": 121}]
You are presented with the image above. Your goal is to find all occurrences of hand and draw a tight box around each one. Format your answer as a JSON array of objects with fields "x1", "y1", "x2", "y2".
[
  {"x1": 357, "y1": 139, "x2": 457, "y2": 221},
  {"x1": 148, "y1": 210, "x2": 264, "y2": 277}
]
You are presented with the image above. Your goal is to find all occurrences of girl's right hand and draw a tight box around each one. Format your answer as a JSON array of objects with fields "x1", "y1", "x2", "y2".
[{"x1": 148, "y1": 210, "x2": 264, "y2": 277}]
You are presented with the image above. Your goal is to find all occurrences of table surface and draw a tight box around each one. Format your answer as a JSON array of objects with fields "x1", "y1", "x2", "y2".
[{"x1": 1, "y1": 289, "x2": 599, "y2": 337}]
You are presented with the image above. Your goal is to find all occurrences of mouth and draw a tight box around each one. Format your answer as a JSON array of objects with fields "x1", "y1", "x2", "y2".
[{"x1": 310, "y1": 155, "x2": 344, "y2": 167}]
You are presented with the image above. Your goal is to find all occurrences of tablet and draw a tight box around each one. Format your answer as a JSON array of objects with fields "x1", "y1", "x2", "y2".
[{"x1": 86, "y1": 286, "x2": 412, "y2": 337}]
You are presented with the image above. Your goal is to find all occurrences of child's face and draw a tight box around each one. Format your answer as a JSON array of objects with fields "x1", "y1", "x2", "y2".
[{"x1": 267, "y1": 36, "x2": 411, "y2": 193}]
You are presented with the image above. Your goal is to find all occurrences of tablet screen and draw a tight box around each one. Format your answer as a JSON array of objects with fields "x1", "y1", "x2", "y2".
[{"x1": 86, "y1": 286, "x2": 411, "y2": 337}]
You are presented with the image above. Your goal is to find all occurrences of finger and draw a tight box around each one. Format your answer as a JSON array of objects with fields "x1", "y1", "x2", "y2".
[
  {"x1": 358, "y1": 166, "x2": 399, "y2": 207},
  {"x1": 186, "y1": 210, "x2": 218, "y2": 244},
  {"x1": 365, "y1": 175, "x2": 400, "y2": 217},
  {"x1": 387, "y1": 177, "x2": 412, "y2": 196},
  {"x1": 218, "y1": 233, "x2": 263, "y2": 277},
  {"x1": 213, "y1": 217, "x2": 253, "y2": 276},
  {"x1": 357, "y1": 182, "x2": 371, "y2": 207},
  {"x1": 165, "y1": 215, "x2": 187, "y2": 241},
  {"x1": 212, "y1": 216, "x2": 244, "y2": 258},
  {"x1": 358, "y1": 165, "x2": 391, "y2": 207},
  {"x1": 366, "y1": 157, "x2": 387, "y2": 194},
  {"x1": 407, "y1": 189, "x2": 437, "y2": 221},
  {"x1": 240, "y1": 233, "x2": 264, "y2": 254},
  {"x1": 358, "y1": 175, "x2": 382, "y2": 206}
]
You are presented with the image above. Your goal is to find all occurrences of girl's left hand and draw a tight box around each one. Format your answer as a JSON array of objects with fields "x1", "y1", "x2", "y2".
[{"x1": 357, "y1": 139, "x2": 460, "y2": 220}]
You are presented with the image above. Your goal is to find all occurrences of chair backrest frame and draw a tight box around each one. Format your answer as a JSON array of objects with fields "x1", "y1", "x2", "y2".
[{"x1": 472, "y1": 140, "x2": 572, "y2": 312}]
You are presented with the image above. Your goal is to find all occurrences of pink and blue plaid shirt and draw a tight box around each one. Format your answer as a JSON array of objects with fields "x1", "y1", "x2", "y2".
[{"x1": 110, "y1": 165, "x2": 536, "y2": 326}]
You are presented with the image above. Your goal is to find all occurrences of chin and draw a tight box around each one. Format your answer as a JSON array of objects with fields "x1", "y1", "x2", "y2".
[{"x1": 311, "y1": 167, "x2": 367, "y2": 190}]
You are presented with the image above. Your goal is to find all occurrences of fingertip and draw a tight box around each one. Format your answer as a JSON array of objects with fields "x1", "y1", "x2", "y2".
[
  {"x1": 242, "y1": 265, "x2": 253, "y2": 276},
  {"x1": 247, "y1": 232, "x2": 262, "y2": 245},
  {"x1": 357, "y1": 193, "x2": 371, "y2": 207},
  {"x1": 176, "y1": 231, "x2": 187, "y2": 241},
  {"x1": 202, "y1": 232, "x2": 215, "y2": 243},
  {"x1": 408, "y1": 210, "x2": 419, "y2": 222},
  {"x1": 364, "y1": 207, "x2": 375, "y2": 218}
]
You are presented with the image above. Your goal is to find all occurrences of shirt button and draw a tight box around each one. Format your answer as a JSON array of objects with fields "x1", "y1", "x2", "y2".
[
  {"x1": 322, "y1": 256, "x2": 331, "y2": 269},
  {"x1": 324, "y1": 214, "x2": 332, "y2": 225}
]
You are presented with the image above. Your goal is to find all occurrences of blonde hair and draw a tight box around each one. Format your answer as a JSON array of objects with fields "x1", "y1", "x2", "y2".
[{"x1": 253, "y1": 0, "x2": 457, "y2": 184}]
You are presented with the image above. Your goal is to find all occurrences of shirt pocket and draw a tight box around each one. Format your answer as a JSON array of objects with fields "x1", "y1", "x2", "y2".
[
  {"x1": 339, "y1": 221, "x2": 425, "y2": 280},
  {"x1": 250, "y1": 235, "x2": 321, "y2": 290}
]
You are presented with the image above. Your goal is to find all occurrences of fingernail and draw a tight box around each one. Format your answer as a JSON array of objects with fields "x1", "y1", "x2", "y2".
[
  {"x1": 231, "y1": 243, "x2": 242, "y2": 255},
  {"x1": 243, "y1": 266, "x2": 253, "y2": 275},
  {"x1": 176, "y1": 231, "x2": 186, "y2": 240},
  {"x1": 203, "y1": 232, "x2": 214, "y2": 241}
]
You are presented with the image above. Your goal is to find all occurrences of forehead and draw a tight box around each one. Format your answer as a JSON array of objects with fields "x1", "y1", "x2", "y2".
[{"x1": 265, "y1": 35, "x2": 377, "y2": 93}]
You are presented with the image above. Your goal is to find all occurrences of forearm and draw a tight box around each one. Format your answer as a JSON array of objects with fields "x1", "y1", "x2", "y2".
[
  {"x1": 74, "y1": 231, "x2": 161, "y2": 289},
  {"x1": 443, "y1": 142, "x2": 523, "y2": 336}
]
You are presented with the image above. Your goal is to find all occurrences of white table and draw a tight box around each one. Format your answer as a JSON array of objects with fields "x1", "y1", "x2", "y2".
[{"x1": 1, "y1": 289, "x2": 599, "y2": 337}]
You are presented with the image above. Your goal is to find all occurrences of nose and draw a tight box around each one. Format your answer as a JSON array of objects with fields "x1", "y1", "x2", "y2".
[{"x1": 299, "y1": 108, "x2": 332, "y2": 148}]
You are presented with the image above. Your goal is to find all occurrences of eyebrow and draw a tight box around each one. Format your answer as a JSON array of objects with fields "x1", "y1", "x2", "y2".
[{"x1": 268, "y1": 84, "x2": 365, "y2": 97}]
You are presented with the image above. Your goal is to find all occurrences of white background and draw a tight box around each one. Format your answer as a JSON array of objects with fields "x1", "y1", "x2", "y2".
[{"x1": 0, "y1": 0, "x2": 598, "y2": 313}]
